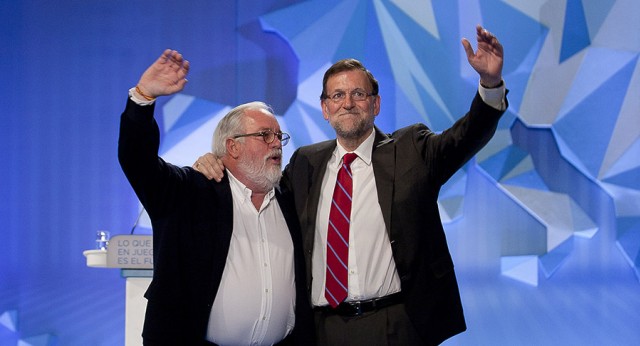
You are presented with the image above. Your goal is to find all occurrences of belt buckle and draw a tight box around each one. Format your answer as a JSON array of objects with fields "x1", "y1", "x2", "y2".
[{"x1": 348, "y1": 301, "x2": 363, "y2": 316}]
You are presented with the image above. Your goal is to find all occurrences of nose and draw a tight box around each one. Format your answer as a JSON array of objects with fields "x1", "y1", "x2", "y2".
[
  {"x1": 342, "y1": 93, "x2": 355, "y2": 108},
  {"x1": 270, "y1": 136, "x2": 283, "y2": 149}
]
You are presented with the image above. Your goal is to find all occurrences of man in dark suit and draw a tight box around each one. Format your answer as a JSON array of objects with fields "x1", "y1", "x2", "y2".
[
  {"x1": 118, "y1": 49, "x2": 313, "y2": 345},
  {"x1": 195, "y1": 25, "x2": 507, "y2": 345}
]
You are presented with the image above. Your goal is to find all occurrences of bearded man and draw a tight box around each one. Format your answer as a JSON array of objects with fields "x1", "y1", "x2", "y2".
[{"x1": 118, "y1": 49, "x2": 314, "y2": 346}]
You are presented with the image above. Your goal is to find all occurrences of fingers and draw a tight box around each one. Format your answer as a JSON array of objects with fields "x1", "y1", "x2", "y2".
[
  {"x1": 137, "y1": 49, "x2": 190, "y2": 98},
  {"x1": 462, "y1": 25, "x2": 499, "y2": 55},
  {"x1": 476, "y1": 26, "x2": 503, "y2": 54},
  {"x1": 182, "y1": 60, "x2": 191, "y2": 74},
  {"x1": 212, "y1": 158, "x2": 225, "y2": 182},
  {"x1": 169, "y1": 51, "x2": 190, "y2": 73},
  {"x1": 461, "y1": 38, "x2": 474, "y2": 60},
  {"x1": 193, "y1": 154, "x2": 225, "y2": 182},
  {"x1": 178, "y1": 59, "x2": 190, "y2": 85},
  {"x1": 158, "y1": 49, "x2": 172, "y2": 63},
  {"x1": 193, "y1": 155, "x2": 212, "y2": 179},
  {"x1": 462, "y1": 26, "x2": 504, "y2": 87},
  {"x1": 158, "y1": 49, "x2": 190, "y2": 76},
  {"x1": 201, "y1": 153, "x2": 217, "y2": 169},
  {"x1": 476, "y1": 25, "x2": 495, "y2": 41},
  {"x1": 156, "y1": 49, "x2": 190, "y2": 90}
]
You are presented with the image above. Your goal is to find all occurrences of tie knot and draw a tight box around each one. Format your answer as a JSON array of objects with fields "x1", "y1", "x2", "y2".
[{"x1": 342, "y1": 153, "x2": 358, "y2": 166}]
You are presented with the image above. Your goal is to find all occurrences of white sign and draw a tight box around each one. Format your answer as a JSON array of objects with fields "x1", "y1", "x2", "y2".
[{"x1": 107, "y1": 235, "x2": 154, "y2": 269}]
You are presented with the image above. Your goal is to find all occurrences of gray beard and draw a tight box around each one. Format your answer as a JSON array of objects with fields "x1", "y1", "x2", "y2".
[
  {"x1": 333, "y1": 116, "x2": 374, "y2": 141},
  {"x1": 237, "y1": 150, "x2": 282, "y2": 192}
]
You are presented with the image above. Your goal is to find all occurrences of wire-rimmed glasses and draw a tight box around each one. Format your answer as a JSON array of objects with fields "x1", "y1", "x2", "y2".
[{"x1": 233, "y1": 129, "x2": 290, "y2": 146}]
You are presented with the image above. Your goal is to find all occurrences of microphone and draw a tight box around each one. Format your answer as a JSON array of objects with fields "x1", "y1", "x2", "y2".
[{"x1": 129, "y1": 208, "x2": 146, "y2": 235}]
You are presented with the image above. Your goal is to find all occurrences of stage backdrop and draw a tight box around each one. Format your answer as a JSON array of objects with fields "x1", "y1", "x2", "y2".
[{"x1": 1, "y1": 0, "x2": 638, "y2": 345}]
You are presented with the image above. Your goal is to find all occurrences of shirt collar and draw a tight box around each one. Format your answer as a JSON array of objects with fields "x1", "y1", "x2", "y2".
[
  {"x1": 333, "y1": 128, "x2": 375, "y2": 167},
  {"x1": 227, "y1": 169, "x2": 275, "y2": 202}
]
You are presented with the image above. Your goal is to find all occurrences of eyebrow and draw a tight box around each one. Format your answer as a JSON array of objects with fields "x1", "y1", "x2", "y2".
[
  {"x1": 255, "y1": 127, "x2": 280, "y2": 132},
  {"x1": 331, "y1": 88, "x2": 367, "y2": 92}
]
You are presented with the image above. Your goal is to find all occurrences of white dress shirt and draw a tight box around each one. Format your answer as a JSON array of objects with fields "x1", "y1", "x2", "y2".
[
  {"x1": 312, "y1": 129, "x2": 402, "y2": 306},
  {"x1": 311, "y1": 84, "x2": 506, "y2": 306},
  {"x1": 127, "y1": 90, "x2": 296, "y2": 344},
  {"x1": 478, "y1": 81, "x2": 507, "y2": 111},
  {"x1": 206, "y1": 171, "x2": 295, "y2": 346}
]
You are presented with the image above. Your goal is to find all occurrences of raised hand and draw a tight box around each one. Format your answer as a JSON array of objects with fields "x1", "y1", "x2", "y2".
[
  {"x1": 136, "y1": 49, "x2": 190, "y2": 99},
  {"x1": 462, "y1": 25, "x2": 503, "y2": 88}
]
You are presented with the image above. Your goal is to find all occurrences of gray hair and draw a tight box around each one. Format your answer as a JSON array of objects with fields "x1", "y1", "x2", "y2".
[{"x1": 211, "y1": 101, "x2": 274, "y2": 156}]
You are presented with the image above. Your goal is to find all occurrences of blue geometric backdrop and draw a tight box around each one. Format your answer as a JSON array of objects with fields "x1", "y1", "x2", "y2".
[{"x1": 1, "y1": 0, "x2": 638, "y2": 345}]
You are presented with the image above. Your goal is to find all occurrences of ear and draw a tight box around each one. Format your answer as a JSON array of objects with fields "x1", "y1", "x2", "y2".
[
  {"x1": 321, "y1": 100, "x2": 330, "y2": 121},
  {"x1": 373, "y1": 94, "x2": 381, "y2": 116},
  {"x1": 226, "y1": 138, "x2": 241, "y2": 159}
]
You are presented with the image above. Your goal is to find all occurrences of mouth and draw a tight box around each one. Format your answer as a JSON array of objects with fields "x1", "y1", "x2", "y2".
[
  {"x1": 336, "y1": 112, "x2": 361, "y2": 120},
  {"x1": 267, "y1": 153, "x2": 282, "y2": 165}
]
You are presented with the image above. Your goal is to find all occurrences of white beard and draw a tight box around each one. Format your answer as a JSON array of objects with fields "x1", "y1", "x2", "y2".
[{"x1": 237, "y1": 149, "x2": 282, "y2": 192}]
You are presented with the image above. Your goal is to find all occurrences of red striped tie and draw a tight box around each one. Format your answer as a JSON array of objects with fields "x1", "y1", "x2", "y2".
[{"x1": 325, "y1": 153, "x2": 358, "y2": 308}]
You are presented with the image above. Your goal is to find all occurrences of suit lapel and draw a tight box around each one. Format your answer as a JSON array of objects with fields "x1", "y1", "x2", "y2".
[
  {"x1": 306, "y1": 132, "x2": 395, "y2": 234},
  {"x1": 371, "y1": 127, "x2": 395, "y2": 234},
  {"x1": 305, "y1": 142, "x2": 335, "y2": 235}
]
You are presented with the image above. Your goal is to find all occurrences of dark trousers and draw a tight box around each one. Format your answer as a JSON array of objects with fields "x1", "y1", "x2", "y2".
[{"x1": 314, "y1": 303, "x2": 423, "y2": 345}]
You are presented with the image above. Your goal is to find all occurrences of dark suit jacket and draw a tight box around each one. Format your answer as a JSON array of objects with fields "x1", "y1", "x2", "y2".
[
  {"x1": 118, "y1": 98, "x2": 314, "y2": 345},
  {"x1": 281, "y1": 92, "x2": 505, "y2": 345}
]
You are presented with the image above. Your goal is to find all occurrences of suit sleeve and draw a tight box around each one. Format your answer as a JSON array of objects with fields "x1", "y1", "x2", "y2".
[
  {"x1": 418, "y1": 91, "x2": 505, "y2": 185},
  {"x1": 117, "y1": 97, "x2": 192, "y2": 218}
]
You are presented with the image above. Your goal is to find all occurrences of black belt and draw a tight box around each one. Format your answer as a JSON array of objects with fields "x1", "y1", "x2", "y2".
[{"x1": 314, "y1": 292, "x2": 403, "y2": 317}]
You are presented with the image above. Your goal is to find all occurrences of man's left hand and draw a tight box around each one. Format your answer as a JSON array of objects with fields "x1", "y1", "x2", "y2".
[
  {"x1": 193, "y1": 153, "x2": 225, "y2": 182},
  {"x1": 462, "y1": 25, "x2": 503, "y2": 88}
]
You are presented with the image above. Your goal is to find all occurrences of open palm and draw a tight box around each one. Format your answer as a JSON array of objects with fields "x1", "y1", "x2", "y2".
[
  {"x1": 137, "y1": 49, "x2": 190, "y2": 98},
  {"x1": 462, "y1": 25, "x2": 503, "y2": 87}
]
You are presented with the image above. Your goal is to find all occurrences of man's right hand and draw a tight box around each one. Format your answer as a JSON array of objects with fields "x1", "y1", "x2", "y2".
[
  {"x1": 193, "y1": 153, "x2": 225, "y2": 182},
  {"x1": 136, "y1": 49, "x2": 190, "y2": 99}
]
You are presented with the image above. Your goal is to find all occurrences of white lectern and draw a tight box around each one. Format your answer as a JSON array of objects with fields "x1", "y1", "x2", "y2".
[{"x1": 84, "y1": 235, "x2": 153, "y2": 346}]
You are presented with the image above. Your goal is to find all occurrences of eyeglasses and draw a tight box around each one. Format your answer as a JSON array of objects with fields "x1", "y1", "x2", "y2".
[
  {"x1": 324, "y1": 89, "x2": 375, "y2": 103},
  {"x1": 233, "y1": 129, "x2": 290, "y2": 146}
]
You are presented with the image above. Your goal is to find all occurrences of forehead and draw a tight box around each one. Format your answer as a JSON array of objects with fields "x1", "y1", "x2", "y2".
[
  {"x1": 243, "y1": 109, "x2": 279, "y2": 130},
  {"x1": 326, "y1": 69, "x2": 371, "y2": 91}
]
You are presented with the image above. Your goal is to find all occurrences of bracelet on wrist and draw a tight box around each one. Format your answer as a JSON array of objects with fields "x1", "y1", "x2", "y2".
[{"x1": 135, "y1": 85, "x2": 156, "y2": 101}]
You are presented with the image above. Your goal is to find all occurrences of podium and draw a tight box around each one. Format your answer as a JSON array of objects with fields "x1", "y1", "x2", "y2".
[{"x1": 83, "y1": 235, "x2": 153, "y2": 346}]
